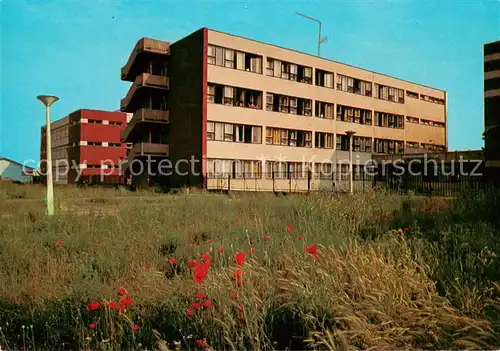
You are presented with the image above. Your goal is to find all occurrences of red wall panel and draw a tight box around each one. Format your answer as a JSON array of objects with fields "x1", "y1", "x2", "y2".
[
  {"x1": 79, "y1": 146, "x2": 126, "y2": 166},
  {"x1": 82, "y1": 109, "x2": 127, "y2": 124},
  {"x1": 81, "y1": 124, "x2": 123, "y2": 143}
]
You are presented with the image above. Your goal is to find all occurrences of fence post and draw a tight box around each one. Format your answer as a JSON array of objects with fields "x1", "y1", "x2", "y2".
[
  {"x1": 272, "y1": 170, "x2": 275, "y2": 193},
  {"x1": 307, "y1": 170, "x2": 311, "y2": 194},
  {"x1": 228, "y1": 174, "x2": 231, "y2": 192}
]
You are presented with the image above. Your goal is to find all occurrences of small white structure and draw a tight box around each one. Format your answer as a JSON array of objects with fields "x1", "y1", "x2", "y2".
[{"x1": 0, "y1": 156, "x2": 35, "y2": 183}]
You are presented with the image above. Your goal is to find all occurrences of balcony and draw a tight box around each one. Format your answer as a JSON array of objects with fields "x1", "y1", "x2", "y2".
[
  {"x1": 121, "y1": 38, "x2": 170, "y2": 81},
  {"x1": 121, "y1": 108, "x2": 169, "y2": 142},
  {"x1": 127, "y1": 142, "x2": 169, "y2": 164},
  {"x1": 120, "y1": 73, "x2": 169, "y2": 111}
]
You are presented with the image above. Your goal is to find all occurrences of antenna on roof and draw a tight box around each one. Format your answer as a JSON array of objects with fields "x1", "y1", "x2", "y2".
[{"x1": 295, "y1": 12, "x2": 328, "y2": 57}]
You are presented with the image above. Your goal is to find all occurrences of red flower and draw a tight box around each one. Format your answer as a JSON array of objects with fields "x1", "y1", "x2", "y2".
[
  {"x1": 231, "y1": 292, "x2": 238, "y2": 300},
  {"x1": 202, "y1": 299, "x2": 213, "y2": 308},
  {"x1": 55, "y1": 240, "x2": 64, "y2": 248},
  {"x1": 196, "y1": 339, "x2": 209, "y2": 349},
  {"x1": 107, "y1": 301, "x2": 117, "y2": 309},
  {"x1": 287, "y1": 224, "x2": 293, "y2": 232},
  {"x1": 218, "y1": 247, "x2": 224, "y2": 254},
  {"x1": 117, "y1": 287, "x2": 127, "y2": 296},
  {"x1": 131, "y1": 324, "x2": 140, "y2": 333},
  {"x1": 201, "y1": 252, "x2": 211, "y2": 261},
  {"x1": 193, "y1": 261, "x2": 212, "y2": 284},
  {"x1": 188, "y1": 259, "x2": 199, "y2": 269},
  {"x1": 169, "y1": 257, "x2": 177, "y2": 265},
  {"x1": 297, "y1": 235, "x2": 303, "y2": 241},
  {"x1": 143, "y1": 263, "x2": 151, "y2": 270},
  {"x1": 234, "y1": 251, "x2": 245, "y2": 266},
  {"x1": 196, "y1": 291, "x2": 207, "y2": 300},
  {"x1": 236, "y1": 279, "x2": 246, "y2": 288},
  {"x1": 248, "y1": 247, "x2": 256, "y2": 254},
  {"x1": 192, "y1": 302, "x2": 201, "y2": 309},
  {"x1": 186, "y1": 309, "x2": 194, "y2": 317},
  {"x1": 263, "y1": 235, "x2": 270, "y2": 241},
  {"x1": 238, "y1": 304, "x2": 244, "y2": 312},
  {"x1": 96, "y1": 240, "x2": 102, "y2": 247},
  {"x1": 403, "y1": 227, "x2": 409, "y2": 231},
  {"x1": 233, "y1": 269, "x2": 244, "y2": 280},
  {"x1": 118, "y1": 295, "x2": 133, "y2": 312},
  {"x1": 86, "y1": 300, "x2": 99, "y2": 312},
  {"x1": 88, "y1": 323, "x2": 96, "y2": 329},
  {"x1": 207, "y1": 239, "x2": 213, "y2": 244},
  {"x1": 305, "y1": 244, "x2": 319, "y2": 261}
]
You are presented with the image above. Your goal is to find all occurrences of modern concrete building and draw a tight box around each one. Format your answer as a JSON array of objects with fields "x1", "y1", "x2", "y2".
[
  {"x1": 0, "y1": 156, "x2": 36, "y2": 183},
  {"x1": 484, "y1": 40, "x2": 500, "y2": 168},
  {"x1": 40, "y1": 109, "x2": 132, "y2": 184},
  {"x1": 121, "y1": 28, "x2": 447, "y2": 191}
]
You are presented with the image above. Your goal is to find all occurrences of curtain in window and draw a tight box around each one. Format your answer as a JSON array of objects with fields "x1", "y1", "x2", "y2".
[{"x1": 236, "y1": 52, "x2": 245, "y2": 70}]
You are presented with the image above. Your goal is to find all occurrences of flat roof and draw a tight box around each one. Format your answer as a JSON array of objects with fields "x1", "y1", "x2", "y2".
[{"x1": 205, "y1": 27, "x2": 446, "y2": 93}]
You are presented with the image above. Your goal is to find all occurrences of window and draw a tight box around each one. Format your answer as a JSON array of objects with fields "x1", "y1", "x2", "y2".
[
  {"x1": 353, "y1": 136, "x2": 372, "y2": 153},
  {"x1": 374, "y1": 138, "x2": 404, "y2": 154},
  {"x1": 315, "y1": 101, "x2": 334, "y2": 119},
  {"x1": 208, "y1": 83, "x2": 263, "y2": 109},
  {"x1": 314, "y1": 163, "x2": 333, "y2": 179},
  {"x1": 208, "y1": 44, "x2": 263, "y2": 73},
  {"x1": 109, "y1": 143, "x2": 122, "y2": 147},
  {"x1": 207, "y1": 84, "x2": 216, "y2": 103},
  {"x1": 421, "y1": 143, "x2": 446, "y2": 152},
  {"x1": 337, "y1": 74, "x2": 372, "y2": 96},
  {"x1": 374, "y1": 84, "x2": 404, "y2": 103},
  {"x1": 88, "y1": 119, "x2": 103, "y2": 124},
  {"x1": 207, "y1": 121, "x2": 262, "y2": 144},
  {"x1": 420, "y1": 94, "x2": 445, "y2": 105},
  {"x1": 265, "y1": 161, "x2": 311, "y2": 179},
  {"x1": 406, "y1": 116, "x2": 419, "y2": 124},
  {"x1": 374, "y1": 111, "x2": 404, "y2": 129},
  {"x1": 265, "y1": 127, "x2": 312, "y2": 148},
  {"x1": 88, "y1": 142, "x2": 102, "y2": 146},
  {"x1": 267, "y1": 92, "x2": 312, "y2": 117},
  {"x1": 315, "y1": 132, "x2": 334, "y2": 149},
  {"x1": 207, "y1": 159, "x2": 262, "y2": 179},
  {"x1": 266, "y1": 57, "x2": 312, "y2": 84},
  {"x1": 406, "y1": 90, "x2": 419, "y2": 99},
  {"x1": 315, "y1": 69, "x2": 334, "y2": 88},
  {"x1": 406, "y1": 141, "x2": 420, "y2": 149},
  {"x1": 109, "y1": 121, "x2": 123, "y2": 126},
  {"x1": 336, "y1": 134, "x2": 350, "y2": 151},
  {"x1": 224, "y1": 86, "x2": 234, "y2": 105},
  {"x1": 337, "y1": 105, "x2": 372, "y2": 125}
]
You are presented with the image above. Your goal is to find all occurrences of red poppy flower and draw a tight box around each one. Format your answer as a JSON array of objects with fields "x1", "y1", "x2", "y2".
[
  {"x1": 201, "y1": 252, "x2": 211, "y2": 261},
  {"x1": 305, "y1": 245, "x2": 319, "y2": 261},
  {"x1": 193, "y1": 261, "x2": 211, "y2": 284},
  {"x1": 169, "y1": 257, "x2": 177, "y2": 265},
  {"x1": 297, "y1": 235, "x2": 303, "y2": 241},
  {"x1": 218, "y1": 247, "x2": 224, "y2": 254},
  {"x1": 263, "y1": 235, "x2": 270, "y2": 241},
  {"x1": 131, "y1": 324, "x2": 140, "y2": 333},
  {"x1": 143, "y1": 263, "x2": 151, "y2": 270},
  {"x1": 231, "y1": 292, "x2": 238, "y2": 300},
  {"x1": 192, "y1": 301, "x2": 201, "y2": 309},
  {"x1": 107, "y1": 301, "x2": 117, "y2": 309},
  {"x1": 117, "y1": 287, "x2": 127, "y2": 296},
  {"x1": 55, "y1": 240, "x2": 64, "y2": 248},
  {"x1": 234, "y1": 252, "x2": 245, "y2": 266},
  {"x1": 238, "y1": 304, "x2": 244, "y2": 312},
  {"x1": 188, "y1": 259, "x2": 199, "y2": 269},
  {"x1": 195, "y1": 339, "x2": 209, "y2": 349},
  {"x1": 207, "y1": 239, "x2": 213, "y2": 244},
  {"x1": 88, "y1": 323, "x2": 96, "y2": 329},
  {"x1": 248, "y1": 247, "x2": 256, "y2": 254},
  {"x1": 118, "y1": 295, "x2": 133, "y2": 312},
  {"x1": 403, "y1": 227, "x2": 409, "y2": 231},
  {"x1": 86, "y1": 300, "x2": 99, "y2": 312},
  {"x1": 196, "y1": 291, "x2": 207, "y2": 300},
  {"x1": 233, "y1": 269, "x2": 244, "y2": 280},
  {"x1": 202, "y1": 299, "x2": 213, "y2": 308},
  {"x1": 287, "y1": 224, "x2": 293, "y2": 232},
  {"x1": 96, "y1": 240, "x2": 102, "y2": 247},
  {"x1": 186, "y1": 309, "x2": 194, "y2": 317}
]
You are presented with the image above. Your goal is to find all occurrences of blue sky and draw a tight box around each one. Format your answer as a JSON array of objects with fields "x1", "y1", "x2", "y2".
[{"x1": 1, "y1": 0, "x2": 499, "y2": 163}]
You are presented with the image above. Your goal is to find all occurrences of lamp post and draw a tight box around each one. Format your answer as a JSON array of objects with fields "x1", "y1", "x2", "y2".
[
  {"x1": 295, "y1": 12, "x2": 328, "y2": 57},
  {"x1": 37, "y1": 95, "x2": 59, "y2": 216},
  {"x1": 345, "y1": 131, "x2": 356, "y2": 194}
]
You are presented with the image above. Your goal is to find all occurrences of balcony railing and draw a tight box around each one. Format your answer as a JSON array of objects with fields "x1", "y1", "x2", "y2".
[
  {"x1": 121, "y1": 38, "x2": 170, "y2": 81},
  {"x1": 121, "y1": 108, "x2": 170, "y2": 142},
  {"x1": 127, "y1": 142, "x2": 169, "y2": 165},
  {"x1": 120, "y1": 73, "x2": 169, "y2": 111}
]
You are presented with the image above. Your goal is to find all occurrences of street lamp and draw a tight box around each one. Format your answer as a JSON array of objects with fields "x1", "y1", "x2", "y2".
[
  {"x1": 345, "y1": 130, "x2": 357, "y2": 194},
  {"x1": 37, "y1": 95, "x2": 59, "y2": 216},
  {"x1": 295, "y1": 12, "x2": 328, "y2": 57}
]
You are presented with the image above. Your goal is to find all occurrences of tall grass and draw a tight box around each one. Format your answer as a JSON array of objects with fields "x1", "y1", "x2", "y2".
[{"x1": 0, "y1": 187, "x2": 499, "y2": 349}]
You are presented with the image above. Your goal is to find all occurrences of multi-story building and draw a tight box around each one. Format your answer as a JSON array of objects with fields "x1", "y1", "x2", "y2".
[
  {"x1": 40, "y1": 109, "x2": 132, "y2": 184},
  {"x1": 484, "y1": 40, "x2": 500, "y2": 168},
  {"x1": 121, "y1": 28, "x2": 447, "y2": 191}
]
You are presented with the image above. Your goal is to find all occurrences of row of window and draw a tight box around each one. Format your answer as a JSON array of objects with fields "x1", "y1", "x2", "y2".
[
  {"x1": 406, "y1": 116, "x2": 445, "y2": 128},
  {"x1": 207, "y1": 121, "x2": 262, "y2": 144},
  {"x1": 207, "y1": 82, "x2": 443, "y2": 130},
  {"x1": 207, "y1": 43, "x2": 445, "y2": 105},
  {"x1": 87, "y1": 142, "x2": 123, "y2": 147},
  {"x1": 207, "y1": 158, "x2": 369, "y2": 180},
  {"x1": 406, "y1": 90, "x2": 446, "y2": 105}
]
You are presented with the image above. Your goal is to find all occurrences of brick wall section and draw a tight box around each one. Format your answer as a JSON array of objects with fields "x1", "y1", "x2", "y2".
[{"x1": 168, "y1": 29, "x2": 205, "y2": 187}]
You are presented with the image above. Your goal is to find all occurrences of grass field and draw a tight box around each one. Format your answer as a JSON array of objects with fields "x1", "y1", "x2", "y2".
[{"x1": 0, "y1": 182, "x2": 499, "y2": 350}]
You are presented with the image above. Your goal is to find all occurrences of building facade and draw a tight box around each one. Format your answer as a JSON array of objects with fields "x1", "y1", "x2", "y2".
[
  {"x1": 484, "y1": 40, "x2": 500, "y2": 168},
  {"x1": 40, "y1": 109, "x2": 132, "y2": 184},
  {"x1": 121, "y1": 28, "x2": 447, "y2": 191},
  {"x1": 0, "y1": 157, "x2": 35, "y2": 183}
]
